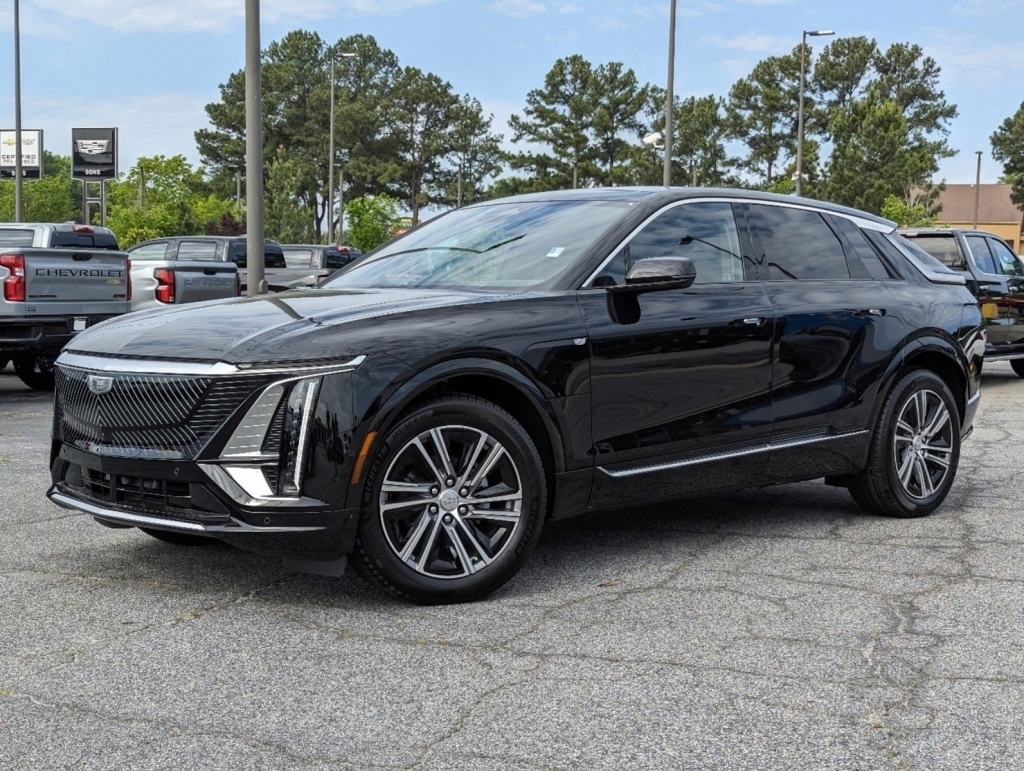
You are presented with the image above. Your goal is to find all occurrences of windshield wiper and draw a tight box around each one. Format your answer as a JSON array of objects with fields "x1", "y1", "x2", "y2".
[{"x1": 376, "y1": 235, "x2": 527, "y2": 261}]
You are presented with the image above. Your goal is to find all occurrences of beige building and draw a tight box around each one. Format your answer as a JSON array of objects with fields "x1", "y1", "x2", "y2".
[{"x1": 933, "y1": 184, "x2": 1024, "y2": 255}]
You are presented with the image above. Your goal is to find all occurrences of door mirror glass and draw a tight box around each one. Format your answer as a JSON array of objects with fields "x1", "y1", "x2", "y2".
[{"x1": 617, "y1": 256, "x2": 696, "y2": 291}]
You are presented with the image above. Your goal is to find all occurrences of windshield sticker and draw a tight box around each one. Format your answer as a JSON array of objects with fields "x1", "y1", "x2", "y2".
[{"x1": 546, "y1": 247, "x2": 566, "y2": 258}]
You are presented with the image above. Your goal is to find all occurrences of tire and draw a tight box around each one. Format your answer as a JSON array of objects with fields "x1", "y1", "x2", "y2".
[
  {"x1": 1010, "y1": 359, "x2": 1024, "y2": 378},
  {"x1": 849, "y1": 368, "x2": 961, "y2": 518},
  {"x1": 13, "y1": 355, "x2": 55, "y2": 391},
  {"x1": 351, "y1": 394, "x2": 547, "y2": 604},
  {"x1": 139, "y1": 527, "x2": 221, "y2": 546}
]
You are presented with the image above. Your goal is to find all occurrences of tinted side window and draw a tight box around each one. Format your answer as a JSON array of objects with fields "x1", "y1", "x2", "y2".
[
  {"x1": 989, "y1": 238, "x2": 1023, "y2": 277},
  {"x1": 264, "y1": 247, "x2": 286, "y2": 269},
  {"x1": 93, "y1": 232, "x2": 120, "y2": 250},
  {"x1": 0, "y1": 229, "x2": 36, "y2": 248},
  {"x1": 128, "y1": 242, "x2": 169, "y2": 261},
  {"x1": 903, "y1": 235, "x2": 964, "y2": 269},
  {"x1": 831, "y1": 217, "x2": 894, "y2": 280},
  {"x1": 176, "y1": 241, "x2": 219, "y2": 261},
  {"x1": 749, "y1": 204, "x2": 850, "y2": 280},
  {"x1": 594, "y1": 202, "x2": 748, "y2": 286},
  {"x1": 965, "y1": 236, "x2": 998, "y2": 274},
  {"x1": 324, "y1": 250, "x2": 353, "y2": 269},
  {"x1": 230, "y1": 243, "x2": 246, "y2": 268}
]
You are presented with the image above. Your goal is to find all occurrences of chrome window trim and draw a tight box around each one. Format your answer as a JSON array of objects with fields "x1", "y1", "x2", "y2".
[
  {"x1": 55, "y1": 352, "x2": 365, "y2": 376},
  {"x1": 597, "y1": 429, "x2": 869, "y2": 479},
  {"x1": 581, "y1": 197, "x2": 895, "y2": 289}
]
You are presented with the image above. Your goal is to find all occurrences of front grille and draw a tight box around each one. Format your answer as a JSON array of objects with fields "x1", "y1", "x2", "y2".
[
  {"x1": 64, "y1": 465, "x2": 225, "y2": 523},
  {"x1": 55, "y1": 366, "x2": 266, "y2": 460}
]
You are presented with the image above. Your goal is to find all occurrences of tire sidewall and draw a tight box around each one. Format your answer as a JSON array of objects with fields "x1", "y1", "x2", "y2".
[
  {"x1": 882, "y1": 370, "x2": 961, "y2": 515},
  {"x1": 357, "y1": 398, "x2": 545, "y2": 602}
]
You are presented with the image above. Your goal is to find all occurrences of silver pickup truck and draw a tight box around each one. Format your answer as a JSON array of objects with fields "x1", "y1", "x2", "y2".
[
  {"x1": 0, "y1": 223, "x2": 130, "y2": 390},
  {"x1": 124, "y1": 239, "x2": 239, "y2": 311}
]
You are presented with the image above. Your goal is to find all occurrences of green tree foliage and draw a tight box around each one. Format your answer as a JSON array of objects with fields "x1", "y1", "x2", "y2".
[
  {"x1": 106, "y1": 155, "x2": 234, "y2": 247},
  {"x1": 444, "y1": 97, "x2": 504, "y2": 206},
  {"x1": 726, "y1": 48, "x2": 804, "y2": 187},
  {"x1": 881, "y1": 193, "x2": 936, "y2": 227},
  {"x1": 991, "y1": 102, "x2": 1024, "y2": 209},
  {"x1": 344, "y1": 194, "x2": 399, "y2": 252},
  {"x1": 265, "y1": 148, "x2": 315, "y2": 243},
  {"x1": 588, "y1": 62, "x2": 648, "y2": 186},
  {"x1": 0, "y1": 152, "x2": 79, "y2": 223}
]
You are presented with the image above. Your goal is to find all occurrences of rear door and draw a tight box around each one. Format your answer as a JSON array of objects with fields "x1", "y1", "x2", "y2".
[
  {"x1": 961, "y1": 234, "x2": 1011, "y2": 347},
  {"x1": 171, "y1": 240, "x2": 237, "y2": 304},
  {"x1": 745, "y1": 203, "x2": 905, "y2": 482}
]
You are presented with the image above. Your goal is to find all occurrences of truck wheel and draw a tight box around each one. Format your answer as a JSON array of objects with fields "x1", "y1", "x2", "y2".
[
  {"x1": 14, "y1": 356, "x2": 56, "y2": 391},
  {"x1": 1010, "y1": 359, "x2": 1024, "y2": 378}
]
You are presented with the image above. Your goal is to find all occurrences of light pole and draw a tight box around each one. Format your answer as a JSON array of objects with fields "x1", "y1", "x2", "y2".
[
  {"x1": 327, "y1": 48, "x2": 356, "y2": 244},
  {"x1": 13, "y1": 0, "x2": 23, "y2": 222},
  {"x1": 973, "y1": 151, "x2": 983, "y2": 230},
  {"x1": 796, "y1": 29, "x2": 834, "y2": 197},
  {"x1": 244, "y1": 0, "x2": 265, "y2": 296},
  {"x1": 335, "y1": 162, "x2": 345, "y2": 245},
  {"x1": 663, "y1": 0, "x2": 677, "y2": 187}
]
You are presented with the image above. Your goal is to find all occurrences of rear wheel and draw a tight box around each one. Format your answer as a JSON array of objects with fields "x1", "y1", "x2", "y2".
[
  {"x1": 849, "y1": 369, "x2": 960, "y2": 518},
  {"x1": 13, "y1": 355, "x2": 55, "y2": 391},
  {"x1": 351, "y1": 395, "x2": 546, "y2": 604},
  {"x1": 139, "y1": 528, "x2": 221, "y2": 546},
  {"x1": 1010, "y1": 359, "x2": 1024, "y2": 378}
]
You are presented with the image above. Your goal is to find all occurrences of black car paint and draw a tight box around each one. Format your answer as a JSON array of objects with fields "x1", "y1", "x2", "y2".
[{"x1": 50, "y1": 188, "x2": 983, "y2": 562}]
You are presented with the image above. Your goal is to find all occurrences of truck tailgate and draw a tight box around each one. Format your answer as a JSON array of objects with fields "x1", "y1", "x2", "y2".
[
  {"x1": 173, "y1": 262, "x2": 237, "y2": 304},
  {"x1": 23, "y1": 248, "x2": 130, "y2": 316}
]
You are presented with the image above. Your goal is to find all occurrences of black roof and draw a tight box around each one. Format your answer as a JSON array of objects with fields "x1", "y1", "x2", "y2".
[{"x1": 477, "y1": 186, "x2": 894, "y2": 227}]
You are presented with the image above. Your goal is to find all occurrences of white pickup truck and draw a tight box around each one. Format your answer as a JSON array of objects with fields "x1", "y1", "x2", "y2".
[{"x1": 0, "y1": 223, "x2": 130, "y2": 390}]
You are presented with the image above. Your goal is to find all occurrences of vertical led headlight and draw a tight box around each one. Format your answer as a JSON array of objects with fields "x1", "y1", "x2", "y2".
[{"x1": 277, "y1": 377, "x2": 322, "y2": 496}]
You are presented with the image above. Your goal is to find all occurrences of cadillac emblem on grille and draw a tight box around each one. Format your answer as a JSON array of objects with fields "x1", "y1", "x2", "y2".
[{"x1": 86, "y1": 374, "x2": 114, "y2": 395}]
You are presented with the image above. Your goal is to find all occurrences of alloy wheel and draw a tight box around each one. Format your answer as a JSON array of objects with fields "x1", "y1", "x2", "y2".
[
  {"x1": 379, "y1": 425, "x2": 524, "y2": 579},
  {"x1": 892, "y1": 389, "x2": 954, "y2": 501}
]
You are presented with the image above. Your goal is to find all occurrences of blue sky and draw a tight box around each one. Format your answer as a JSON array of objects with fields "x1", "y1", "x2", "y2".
[{"x1": 1, "y1": 0, "x2": 1021, "y2": 184}]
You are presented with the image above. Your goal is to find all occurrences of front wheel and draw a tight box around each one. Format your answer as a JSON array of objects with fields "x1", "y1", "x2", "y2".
[
  {"x1": 849, "y1": 369, "x2": 960, "y2": 518},
  {"x1": 351, "y1": 395, "x2": 546, "y2": 604},
  {"x1": 1010, "y1": 359, "x2": 1024, "y2": 378},
  {"x1": 13, "y1": 355, "x2": 55, "y2": 391}
]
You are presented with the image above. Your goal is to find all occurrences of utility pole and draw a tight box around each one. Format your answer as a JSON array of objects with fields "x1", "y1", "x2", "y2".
[
  {"x1": 457, "y1": 164, "x2": 463, "y2": 208},
  {"x1": 973, "y1": 150, "x2": 983, "y2": 230},
  {"x1": 663, "y1": 0, "x2": 676, "y2": 187},
  {"x1": 327, "y1": 50, "x2": 336, "y2": 245},
  {"x1": 336, "y1": 163, "x2": 345, "y2": 245},
  {"x1": 797, "y1": 29, "x2": 834, "y2": 197},
  {"x1": 235, "y1": 170, "x2": 242, "y2": 220},
  {"x1": 137, "y1": 163, "x2": 145, "y2": 210},
  {"x1": 691, "y1": 159, "x2": 697, "y2": 187},
  {"x1": 13, "y1": 0, "x2": 24, "y2": 222},
  {"x1": 244, "y1": 0, "x2": 266, "y2": 296}
]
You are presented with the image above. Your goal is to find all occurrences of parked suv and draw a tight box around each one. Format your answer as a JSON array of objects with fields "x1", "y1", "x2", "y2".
[
  {"x1": 48, "y1": 189, "x2": 983, "y2": 603},
  {"x1": 900, "y1": 228, "x2": 1024, "y2": 374}
]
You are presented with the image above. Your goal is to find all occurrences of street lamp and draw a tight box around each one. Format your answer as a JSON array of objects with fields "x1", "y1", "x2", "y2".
[
  {"x1": 244, "y1": 0, "x2": 266, "y2": 296},
  {"x1": 13, "y1": 0, "x2": 23, "y2": 222},
  {"x1": 663, "y1": 0, "x2": 677, "y2": 187},
  {"x1": 327, "y1": 49, "x2": 357, "y2": 244},
  {"x1": 795, "y1": 28, "x2": 834, "y2": 197}
]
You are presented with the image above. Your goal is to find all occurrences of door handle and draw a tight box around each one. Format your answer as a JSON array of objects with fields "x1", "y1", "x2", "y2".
[
  {"x1": 856, "y1": 309, "x2": 886, "y2": 317},
  {"x1": 742, "y1": 317, "x2": 767, "y2": 326}
]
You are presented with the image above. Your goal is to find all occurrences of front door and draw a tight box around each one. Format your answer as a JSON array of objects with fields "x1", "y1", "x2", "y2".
[
  {"x1": 579, "y1": 201, "x2": 775, "y2": 508},
  {"x1": 962, "y1": 234, "x2": 1012, "y2": 348},
  {"x1": 986, "y1": 236, "x2": 1024, "y2": 349}
]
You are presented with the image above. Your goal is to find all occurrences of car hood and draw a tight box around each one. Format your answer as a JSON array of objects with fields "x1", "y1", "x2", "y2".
[{"x1": 65, "y1": 288, "x2": 511, "y2": 364}]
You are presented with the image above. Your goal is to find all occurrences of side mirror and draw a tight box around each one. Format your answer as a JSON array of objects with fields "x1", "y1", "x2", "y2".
[{"x1": 613, "y1": 256, "x2": 696, "y2": 292}]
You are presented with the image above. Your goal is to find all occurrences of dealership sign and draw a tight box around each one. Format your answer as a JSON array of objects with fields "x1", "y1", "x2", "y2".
[
  {"x1": 72, "y1": 127, "x2": 118, "y2": 180},
  {"x1": 0, "y1": 129, "x2": 43, "y2": 179}
]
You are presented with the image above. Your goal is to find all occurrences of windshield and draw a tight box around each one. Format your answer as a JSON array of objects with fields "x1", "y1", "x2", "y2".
[{"x1": 321, "y1": 200, "x2": 630, "y2": 291}]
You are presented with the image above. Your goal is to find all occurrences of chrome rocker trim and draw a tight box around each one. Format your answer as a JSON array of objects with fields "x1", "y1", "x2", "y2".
[
  {"x1": 48, "y1": 488, "x2": 326, "y2": 533},
  {"x1": 598, "y1": 429, "x2": 870, "y2": 479}
]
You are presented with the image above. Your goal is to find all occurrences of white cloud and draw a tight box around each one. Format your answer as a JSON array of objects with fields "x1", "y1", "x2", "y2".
[
  {"x1": 952, "y1": 0, "x2": 1023, "y2": 15},
  {"x1": 28, "y1": 0, "x2": 439, "y2": 34},
  {"x1": 701, "y1": 32, "x2": 788, "y2": 52},
  {"x1": 927, "y1": 28, "x2": 1024, "y2": 86},
  {"x1": 488, "y1": 0, "x2": 547, "y2": 18}
]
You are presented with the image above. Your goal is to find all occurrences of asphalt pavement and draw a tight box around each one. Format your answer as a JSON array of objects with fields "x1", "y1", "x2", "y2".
[{"x1": 2, "y1": 360, "x2": 1023, "y2": 770}]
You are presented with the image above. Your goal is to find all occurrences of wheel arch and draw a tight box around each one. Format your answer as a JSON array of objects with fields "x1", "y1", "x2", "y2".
[{"x1": 877, "y1": 337, "x2": 969, "y2": 428}]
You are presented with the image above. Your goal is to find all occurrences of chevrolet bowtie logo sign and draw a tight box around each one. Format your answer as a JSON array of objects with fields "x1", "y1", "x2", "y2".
[
  {"x1": 87, "y1": 375, "x2": 114, "y2": 395},
  {"x1": 76, "y1": 139, "x2": 110, "y2": 155}
]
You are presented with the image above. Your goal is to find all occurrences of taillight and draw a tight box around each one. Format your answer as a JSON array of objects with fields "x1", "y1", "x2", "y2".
[
  {"x1": 126, "y1": 259, "x2": 132, "y2": 302},
  {"x1": 154, "y1": 268, "x2": 175, "y2": 303},
  {"x1": 1, "y1": 254, "x2": 26, "y2": 302}
]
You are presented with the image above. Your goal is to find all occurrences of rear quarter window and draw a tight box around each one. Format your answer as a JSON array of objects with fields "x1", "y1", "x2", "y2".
[
  {"x1": 902, "y1": 235, "x2": 965, "y2": 269},
  {"x1": 0, "y1": 229, "x2": 36, "y2": 248},
  {"x1": 128, "y1": 242, "x2": 169, "y2": 261}
]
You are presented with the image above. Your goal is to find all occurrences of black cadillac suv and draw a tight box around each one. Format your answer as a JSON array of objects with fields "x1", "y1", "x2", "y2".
[{"x1": 47, "y1": 188, "x2": 985, "y2": 603}]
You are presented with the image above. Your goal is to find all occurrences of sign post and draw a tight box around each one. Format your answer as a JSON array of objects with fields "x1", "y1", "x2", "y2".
[
  {"x1": 71, "y1": 128, "x2": 118, "y2": 225},
  {"x1": 0, "y1": 129, "x2": 43, "y2": 179}
]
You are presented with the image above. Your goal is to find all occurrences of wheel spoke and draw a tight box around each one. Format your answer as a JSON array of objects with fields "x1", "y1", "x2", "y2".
[
  {"x1": 415, "y1": 514, "x2": 445, "y2": 571},
  {"x1": 923, "y1": 451, "x2": 951, "y2": 470},
  {"x1": 915, "y1": 456, "x2": 934, "y2": 497},
  {"x1": 923, "y1": 408, "x2": 950, "y2": 440},
  {"x1": 465, "y1": 507, "x2": 520, "y2": 524},
  {"x1": 895, "y1": 419, "x2": 916, "y2": 438},
  {"x1": 430, "y1": 427, "x2": 456, "y2": 480},
  {"x1": 897, "y1": 449, "x2": 915, "y2": 487},
  {"x1": 398, "y1": 510, "x2": 433, "y2": 562},
  {"x1": 412, "y1": 437, "x2": 447, "y2": 486},
  {"x1": 381, "y1": 481, "x2": 434, "y2": 495},
  {"x1": 444, "y1": 521, "x2": 478, "y2": 575},
  {"x1": 467, "y1": 491, "x2": 522, "y2": 506},
  {"x1": 457, "y1": 430, "x2": 489, "y2": 488},
  {"x1": 914, "y1": 391, "x2": 928, "y2": 429},
  {"x1": 380, "y1": 499, "x2": 430, "y2": 513},
  {"x1": 468, "y1": 443, "x2": 506, "y2": 490},
  {"x1": 455, "y1": 517, "x2": 495, "y2": 567}
]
